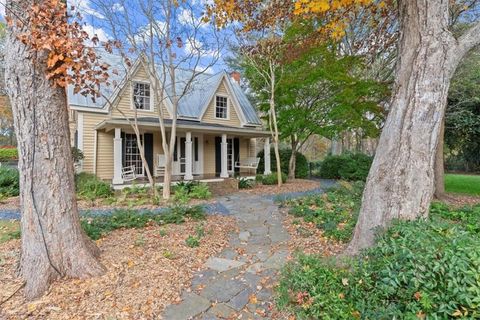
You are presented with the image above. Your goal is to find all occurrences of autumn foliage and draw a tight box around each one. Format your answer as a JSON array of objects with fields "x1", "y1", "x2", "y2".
[
  {"x1": 6, "y1": 0, "x2": 109, "y2": 98},
  {"x1": 207, "y1": 0, "x2": 391, "y2": 39}
]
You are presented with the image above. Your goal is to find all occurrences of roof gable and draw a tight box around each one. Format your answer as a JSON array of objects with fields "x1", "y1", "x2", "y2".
[{"x1": 68, "y1": 54, "x2": 261, "y2": 125}]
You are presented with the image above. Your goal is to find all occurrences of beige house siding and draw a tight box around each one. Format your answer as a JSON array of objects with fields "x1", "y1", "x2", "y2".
[
  {"x1": 202, "y1": 80, "x2": 242, "y2": 127},
  {"x1": 110, "y1": 66, "x2": 171, "y2": 120},
  {"x1": 81, "y1": 112, "x2": 108, "y2": 175},
  {"x1": 96, "y1": 131, "x2": 114, "y2": 179}
]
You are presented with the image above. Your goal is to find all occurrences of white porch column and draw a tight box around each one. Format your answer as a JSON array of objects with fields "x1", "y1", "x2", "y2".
[
  {"x1": 264, "y1": 137, "x2": 271, "y2": 175},
  {"x1": 220, "y1": 133, "x2": 229, "y2": 178},
  {"x1": 184, "y1": 132, "x2": 193, "y2": 180},
  {"x1": 112, "y1": 128, "x2": 124, "y2": 185}
]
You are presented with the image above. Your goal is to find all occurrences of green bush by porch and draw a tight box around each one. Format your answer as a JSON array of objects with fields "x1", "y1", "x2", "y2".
[
  {"x1": 0, "y1": 147, "x2": 18, "y2": 162},
  {"x1": 257, "y1": 147, "x2": 308, "y2": 179},
  {"x1": 318, "y1": 153, "x2": 373, "y2": 181}
]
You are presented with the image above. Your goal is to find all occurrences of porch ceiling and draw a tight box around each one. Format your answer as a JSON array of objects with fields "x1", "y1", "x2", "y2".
[{"x1": 95, "y1": 117, "x2": 271, "y2": 137}]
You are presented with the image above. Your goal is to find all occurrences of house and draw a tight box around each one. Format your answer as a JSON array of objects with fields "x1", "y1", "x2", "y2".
[{"x1": 68, "y1": 54, "x2": 272, "y2": 186}]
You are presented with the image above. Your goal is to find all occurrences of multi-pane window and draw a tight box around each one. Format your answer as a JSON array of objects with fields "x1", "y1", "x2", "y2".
[
  {"x1": 215, "y1": 96, "x2": 228, "y2": 119},
  {"x1": 124, "y1": 133, "x2": 143, "y2": 175},
  {"x1": 133, "y1": 82, "x2": 151, "y2": 110}
]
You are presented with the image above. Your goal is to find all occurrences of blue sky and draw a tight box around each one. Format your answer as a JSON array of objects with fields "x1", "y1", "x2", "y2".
[{"x1": 68, "y1": 0, "x2": 233, "y2": 73}]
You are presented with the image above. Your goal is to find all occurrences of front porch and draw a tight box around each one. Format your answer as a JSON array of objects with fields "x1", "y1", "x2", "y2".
[
  {"x1": 95, "y1": 118, "x2": 272, "y2": 186},
  {"x1": 110, "y1": 173, "x2": 257, "y2": 190}
]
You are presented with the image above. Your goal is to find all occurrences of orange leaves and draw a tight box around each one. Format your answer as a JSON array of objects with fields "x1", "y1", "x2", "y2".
[{"x1": 7, "y1": 0, "x2": 109, "y2": 98}]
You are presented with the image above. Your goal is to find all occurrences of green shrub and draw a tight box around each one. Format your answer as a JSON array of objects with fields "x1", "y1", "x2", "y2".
[
  {"x1": 257, "y1": 148, "x2": 309, "y2": 179},
  {"x1": 81, "y1": 205, "x2": 206, "y2": 240},
  {"x1": 173, "y1": 181, "x2": 211, "y2": 203},
  {"x1": 278, "y1": 218, "x2": 480, "y2": 319},
  {"x1": 173, "y1": 181, "x2": 198, "y2": 193},
  {"x1": 0, "y1": 148, "x2": 18, "y2": 162},
  {"x1": 238, "y1": 177, "x2": 255, "y2": 189},
  {"x1": 185, "y1": 235, "x2": 200, "y2": 247},
  {"x1": 286, "y1": 181, "x2": 364, "y2": 242},
  {"x1": 157, "y1": 204, "x2": 206, "y2": 225},
  {"x1": 81, "y1": 209, "x2": 154, "y2": 240},
  {"x1": 260, "y1": 172, "x2": 287, "y2": 185},
  {"x1": 71, "y1": 147, "x2": 84, "y2": 163},
  {"x1": 319, "y1": 153, "x2": 373, "y2": 181},
  {"x1": 75, "y1": 173, "x2": 113, "y2": 200},
  {"x1": 0, "y1": 167, "x2": 19, "y2": 197},
  {"x1": 430, "y1": 202, "x2": 480, "y2": 234},
  {"x1": 190, "y1": 183, "x2": 212, "y2": 199}
]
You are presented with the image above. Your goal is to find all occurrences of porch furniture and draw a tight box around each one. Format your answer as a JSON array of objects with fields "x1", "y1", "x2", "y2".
[
  {"x1": 235, "y1": 157, "x2": 260, "y2": 170},
  {"x1": 122, "y1": 165, "x2": 137, "y2": 181},
  {"x1": 155, "y1": 154, "x2": 166, "y2": 177}
]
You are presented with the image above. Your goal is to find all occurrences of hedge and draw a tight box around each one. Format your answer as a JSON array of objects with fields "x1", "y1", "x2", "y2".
[
  {"x1": 257, "y1": 148, "x2": 308, "y2": 178},
  {"x1": 318, "y1": 153, "x2": 373, "y2": 181},
  {"x1": 0, "y1": 148, "x2": 18, "y2": 162},
  {"x1": 0, "y1": 167, "x2": 19, "y2": 197}
]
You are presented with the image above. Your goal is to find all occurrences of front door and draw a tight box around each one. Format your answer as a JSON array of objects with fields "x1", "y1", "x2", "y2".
[
  {"x1": 215, "y1": 137, "x2": 239, "y2": 177},
  {"x1": 173, "y1": 135, "x2": 201, "y2": 176},
  {"x1": 180, "y1": 137, "x2": 186, "y2": 174}
]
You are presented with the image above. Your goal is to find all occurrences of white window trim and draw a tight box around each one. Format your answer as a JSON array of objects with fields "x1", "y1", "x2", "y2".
[
  {"x1": 124, "y1": 132, "x2": 146, "y2": 177},
  {"x1": 131, "y1": 81, "x2": 154, "y2": 112},
  {"x1": 214, "y1": 94, "x2": 230, "y2": 120}
]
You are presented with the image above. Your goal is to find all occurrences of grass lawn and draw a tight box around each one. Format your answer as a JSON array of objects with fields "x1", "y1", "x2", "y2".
[
  {"x1": 0, "y1": 220, "x2": 20, "y2": 244},
  {"x1": 445, "y1": 174, "x2": 480, "y2": 196}
]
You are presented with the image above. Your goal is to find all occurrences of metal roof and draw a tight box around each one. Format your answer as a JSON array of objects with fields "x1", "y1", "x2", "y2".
[{"x1": 67, "y1": 53, "x2": 261, "y2": 125}]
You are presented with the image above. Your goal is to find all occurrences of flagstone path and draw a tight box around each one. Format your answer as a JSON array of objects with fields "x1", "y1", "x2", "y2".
[{"x1": 162, "y1": 193, "x2": 291, "y2": 320}]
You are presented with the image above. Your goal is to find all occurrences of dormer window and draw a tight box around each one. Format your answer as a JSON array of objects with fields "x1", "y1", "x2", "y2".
[
  {"x1": 133, "y1": 82, "x2": 151, "y2": 110},
  {"x1": 215, "y1": 95, "x2": 228, "y2": 119}
]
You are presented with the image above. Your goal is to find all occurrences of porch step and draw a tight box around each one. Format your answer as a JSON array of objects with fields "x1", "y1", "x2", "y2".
[{"x1": 208, "y1": 178, "x2": 239, "y2": 196}]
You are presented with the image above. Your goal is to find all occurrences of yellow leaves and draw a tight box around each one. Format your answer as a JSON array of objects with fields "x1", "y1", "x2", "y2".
[
  {"x1": 452, "y1": 307, "x2": 470, "y2": 317},
  {"x1": 294, "y1": 0, "x2": 372, "y2": 15}
]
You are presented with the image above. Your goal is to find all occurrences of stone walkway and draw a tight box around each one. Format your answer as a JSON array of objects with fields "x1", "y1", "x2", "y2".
[{"x1": 162, "y1": 193, "x2": 291, "y2": 320}]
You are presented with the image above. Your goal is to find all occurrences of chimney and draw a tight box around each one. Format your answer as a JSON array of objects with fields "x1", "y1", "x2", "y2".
[{"x1": 230, "y1": 71, "x2": 241, "y2": 84}]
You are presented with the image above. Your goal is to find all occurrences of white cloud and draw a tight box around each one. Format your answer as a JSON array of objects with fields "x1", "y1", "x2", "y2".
[
  {"x1": 194, "y1": 65, "x2": 214, "y2": 74},
  {"x1": 83, "y1": 24, "x2": 110, "y2": 42},
  {"x1": 178, "y1": 8, "x2": 207, "y2": 28},
  {"x1": 112, "y1": 3, "x2": 125, "y2": 12},
  {"x1": 71, "y1": 0, "x2": 105, "y2": 19},
  {"x1": 0, "y1": 4, "x2": 5, "y2": 18},
  {"x1": 134, "y1": 20, "x2": 167, "y2": 44},
  {"x1": 185, "y1": 38, "x2": 219, "y2": 57}
]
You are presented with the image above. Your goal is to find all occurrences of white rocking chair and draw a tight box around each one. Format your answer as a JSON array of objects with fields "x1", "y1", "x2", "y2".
[
  {"x1": 234, "y1": 157, "x2": 260, "y2": 170},
  {"x1": 155, "y1": 154, "x2": 166, "y2": 177},
  {"x1": 122, "y1": 165, "x2": 137, "y2": 182}
]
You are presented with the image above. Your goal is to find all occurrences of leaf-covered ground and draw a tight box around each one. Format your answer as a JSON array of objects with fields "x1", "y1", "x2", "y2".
[
  {"x1": 239, "y1": 179, "x2": 321, "y2": 196},
  {"x1": 0, "y1": 215, "x2": 236, "y2": 319}
]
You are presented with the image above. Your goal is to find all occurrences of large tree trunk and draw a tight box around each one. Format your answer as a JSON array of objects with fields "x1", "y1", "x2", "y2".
[
  {"x1": 347, "y1": 0, "x2": 474, "y2": 254},
  {"x1": 434, "y1": 119, "x2": 446, "y2": 198},
  {"x1": 5, "y1": 0, "x2": 105, "y2": 299}
]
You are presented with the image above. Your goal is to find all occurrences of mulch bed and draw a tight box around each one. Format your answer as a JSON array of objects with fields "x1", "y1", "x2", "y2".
[
  {"x1": 0, "y1": 216, "x2": 236, "y2": 319},
  {"x1": 440, "y1": 193, "x2": 480, "y2": 208},
  {"x1": 282, "y1": 211, "x2": 345, "y2": 257},
  {"x1": 240, "y1": 179, "x2": 321, "y2": 196}
]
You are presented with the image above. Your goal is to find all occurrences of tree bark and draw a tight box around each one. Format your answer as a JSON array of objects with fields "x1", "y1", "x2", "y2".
[
  {"x1": 347, "y1": 0, "x2": 476, "y2": 254},
  {"x1": 269, "y1": 64, "x2": 282, "y2": 186},
  {"x1": 288, "y1": 135, "x2": 297, "y2": 180},
  {"x1": 434, "y1": 119, "x2": 446, "y2": 198},
  {"x1": 5, "y1": 0, "x2": 105, "y2": 299}
]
